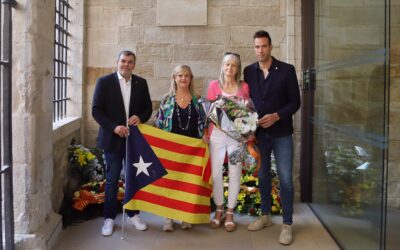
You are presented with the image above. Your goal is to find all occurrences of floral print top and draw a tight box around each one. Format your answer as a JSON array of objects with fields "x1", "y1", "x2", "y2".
[{"x1": 154, "y1": 94, "x2": 206, "y2": 138}]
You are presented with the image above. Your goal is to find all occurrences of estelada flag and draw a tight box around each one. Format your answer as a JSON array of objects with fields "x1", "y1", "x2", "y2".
[{"x1": 123, "y1": 124, "x2": 212, "y2": 224}]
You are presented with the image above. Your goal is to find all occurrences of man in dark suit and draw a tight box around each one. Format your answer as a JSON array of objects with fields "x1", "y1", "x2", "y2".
[
  {"x1": 92, "y1": 50, "x2": 153, "y2": 236},
  {"x1": 244, "y1": 30, "x2": 301, "y2": 245}
]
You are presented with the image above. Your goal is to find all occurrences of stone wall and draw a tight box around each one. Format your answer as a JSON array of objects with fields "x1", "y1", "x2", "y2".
[
  {"x1": 83, "y1": 0, "x2": 303, "y2": 195},
  {"x1": 12, "y1": 0, "x2": 61, "y2": 248}
]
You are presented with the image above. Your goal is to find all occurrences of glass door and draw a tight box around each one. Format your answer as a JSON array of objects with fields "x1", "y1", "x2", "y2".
[{"x1": 306, "y1": 1, "x2": 389, "y2": 249}]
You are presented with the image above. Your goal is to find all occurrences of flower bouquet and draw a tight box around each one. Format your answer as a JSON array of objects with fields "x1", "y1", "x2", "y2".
[
  {"x1": 72, "y1": 180, "x2": 125, "y2": 211},
  {"x1": 208, "y1": 95, "x2": 258, "y2": 142},
  {"x1": 69, "y1": 143, "x2": 105, "y2": 183},
  {"x1": 207, "y1": 95, "x2": 260, "y2": 171}
]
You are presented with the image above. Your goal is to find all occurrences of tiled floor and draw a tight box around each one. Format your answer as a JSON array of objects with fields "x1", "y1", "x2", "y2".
[{"x1": 57, "y1": 203, "x2": 339, "y2": 250}]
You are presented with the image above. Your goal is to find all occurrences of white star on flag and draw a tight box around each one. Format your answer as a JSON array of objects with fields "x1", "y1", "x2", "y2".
[{"x1": 133, "y1": 156, "x2": 152, "y2": 176}]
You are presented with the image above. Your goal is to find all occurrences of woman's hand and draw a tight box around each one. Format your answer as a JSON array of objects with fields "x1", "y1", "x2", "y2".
[{"x1": 202, "y1": 134, "x2": 210, "y2": 144}]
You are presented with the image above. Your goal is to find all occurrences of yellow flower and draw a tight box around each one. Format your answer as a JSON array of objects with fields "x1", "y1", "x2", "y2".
[
  {"x1": 224, "y1": 190, "x2": 229, "y2": 197},
  {"x1": 86, "y1": 152, "x2": 95, "y2": 161},
  {"x1": 271, "y1": 206, "x2": 278, "y2": 212},
  {"x1": 78, "y1": 154, "x2": 87, "y2": 166}
]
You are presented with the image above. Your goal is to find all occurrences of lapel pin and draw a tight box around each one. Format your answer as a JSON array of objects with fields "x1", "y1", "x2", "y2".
[{"x1": 275, "y1": 67, "x2": 278, "y2": 70}]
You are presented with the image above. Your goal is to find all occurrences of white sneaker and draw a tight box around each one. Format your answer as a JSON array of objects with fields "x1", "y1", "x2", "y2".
[
  {"x1": 163, "y1": 218, "x2": 174, "y2": 232},
  {"x1": 126, "y1": 214, "x2": 148, "y2": 231},
  {"x1": 279, "y1": 224, "x2": 293, "y2": 245},
  {"x1": 248, "y1": 214, "x2": 273, "y2": 231},
  {"x1": 101, "y1": 218, "x2": 115, "y2": 236},
  {"x1": 181, "y1": 221, "x2": 192, "y2": 230}
]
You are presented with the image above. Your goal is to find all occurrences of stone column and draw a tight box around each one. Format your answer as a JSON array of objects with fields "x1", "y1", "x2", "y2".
[{"x1": 12, "y1": 0, "x2": 61, "y2": 249}]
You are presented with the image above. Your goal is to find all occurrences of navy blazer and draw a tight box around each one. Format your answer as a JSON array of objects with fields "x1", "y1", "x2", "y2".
[
  {"x1": 244, "y1": 57, "x2": 301, "y2": 138},
  {"x1": 92, "y1": 72, "x2": 153, "y2": 152}
]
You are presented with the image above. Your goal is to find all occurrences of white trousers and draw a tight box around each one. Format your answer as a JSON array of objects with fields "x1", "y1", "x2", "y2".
[{"x1": 209, "y1": 128, "x2": 242, "y2": 209}]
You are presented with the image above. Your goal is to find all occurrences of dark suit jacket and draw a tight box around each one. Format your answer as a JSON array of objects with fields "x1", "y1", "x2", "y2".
[
  {"x1": 92, "y1": 72, "x2": 153, "y2": 152},
  {"x1": 244, "y1": 57, "x2": 301, "y2": 138}
]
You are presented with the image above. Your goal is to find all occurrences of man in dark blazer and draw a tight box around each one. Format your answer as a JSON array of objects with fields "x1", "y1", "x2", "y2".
[
  {"x1": 92, "y1": 50, "x2": 153, "y2": 236},
  {"x1": 244, "y1": 30, "x2": 301, "y2": 245}
]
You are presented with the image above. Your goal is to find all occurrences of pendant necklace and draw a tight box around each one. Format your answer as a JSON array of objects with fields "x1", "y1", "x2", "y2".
[{"x1": 175, "y1": 100, "x2": 191, "y2": 131}]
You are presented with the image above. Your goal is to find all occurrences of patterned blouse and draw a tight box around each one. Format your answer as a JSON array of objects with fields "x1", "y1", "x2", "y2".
[{"x1": 154, "y1": 94, "x2": 207, "y2": 138}]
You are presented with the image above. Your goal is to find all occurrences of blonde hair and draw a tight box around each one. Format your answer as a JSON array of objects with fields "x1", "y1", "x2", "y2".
[
  {"x1": 169, "y1": 64, "x2": 194, "y2": 95},
  {"x1": 218, "y1": 53, "x2": 242, "y2": 89}
]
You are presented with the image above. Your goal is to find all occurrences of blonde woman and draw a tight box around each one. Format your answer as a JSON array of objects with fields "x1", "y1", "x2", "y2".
[
  {"x1": 206, "y1": 53, "x2": 250, "y2": 232},
  {"x1": 154, "y1": 64, "x2": 207, "y2": 231}
]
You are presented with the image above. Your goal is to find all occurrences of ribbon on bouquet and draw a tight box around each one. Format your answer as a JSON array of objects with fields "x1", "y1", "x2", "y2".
[{"x1": 246, "y1": 141, "x2": 261, "y2": 173}]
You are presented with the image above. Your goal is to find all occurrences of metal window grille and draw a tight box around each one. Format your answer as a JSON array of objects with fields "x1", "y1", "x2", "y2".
[
  {"x1": 53, "y1": 0, "x2": 70, "y2": 122},
  {"x1": 1, "y1": 0, "x2": 16, "y2": 249}
]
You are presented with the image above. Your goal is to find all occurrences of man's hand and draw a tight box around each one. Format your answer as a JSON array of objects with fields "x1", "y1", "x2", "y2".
[
  {"x1": 114, "y1": 125, "x2": 129, "y2": 137},
  {"x1": 258, "y1": 113, "x2": 280, "y2": 128},
  {"x1": 128, "y1": 115, "x2": 141, "y2": 126}
]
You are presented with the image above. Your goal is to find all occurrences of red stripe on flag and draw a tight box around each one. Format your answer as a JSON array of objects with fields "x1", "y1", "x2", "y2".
[
  {"x1": 159, "y1": 158, "x2": 203, "y2": 176},
  {"x1": 133, "y1": 190, "x2": 210, "y2": 214},
  {"x1": 202, "y1": 159, "x2": 212, "y2": 184},
  {"x1": 152, "y1": 178, "x2": 212, "y2": 197},
  {"x1": 143, "y1": 134, "x2": 206, "y2": 157}
]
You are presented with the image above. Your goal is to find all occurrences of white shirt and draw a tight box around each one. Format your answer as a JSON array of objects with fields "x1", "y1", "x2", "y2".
[{"x1": 117, "y1": 72, "x2": 132, "y2": 124}]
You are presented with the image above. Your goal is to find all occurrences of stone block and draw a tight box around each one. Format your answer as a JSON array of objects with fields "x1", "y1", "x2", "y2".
[
  {"x1": 190, "y1": 61, "x2": 220, "y2": 78},
  {"x1": 119, "y1": 27, "x2": 144, "y2": 44},
  {"x1": 192, "y1": 77, "x2": 208, "y2": 97},
  {"x1": 145, "y1": 27, "x2": 184, "y2": 44},
  {"x1": 137, "y1": 44, "x2": 174, "y2": 63},
  {"x1": 174, "y1": 44, "x2": 224, "y2": 61},
  {"x1": 389, "y1": 109, "x2": 400, "y2": 140},
  {"x1": 134, "y1": 62, "x2": 155, "y2": 78},
  {"x1": 102, "y1": 8, "x2": 132, "y2": 27},
  {"x1": 85, "y1": 131, "x2": 99, "y2": 148},
  {"x1": 86, "y1": 28, "x2": 119, "y2": 45},
  {"x1": 222, "y1": 8, "x2": 282, "y2": 26},
  {"x1": 208, "y1": 7, "x2": 222, "y2": 25},
  {"x1": 329, "y1": 26, "x2": 382, "y2": 47},
  {"x1": 90, "y1": 44, "x2": 137, "y2": 67},
  {"x1": 389, "y1": 141, "x2": 400, "y2": 161},
  {"x1": 287, "y1": 0, "x2": 295, "y2": 16},
  {"x1": 184, "y1": 26, "x2": 230, "y2": 45},
  {"x1": 86, "y1": 0, "x2": 153, "y2": 8},
  {"x1": 154, "y1": 62, "x2": 176, "y2": 78},
  {"x1": 209, "y1": 0, "x2": 239, "y2": 6},
  {"x1": 390, "y1": 79, "x2": 400, "y2": 104},
  {"x1": 132, "y1": 8, "x2": 156, "y2": 26},
  {"x1": 148, "y1": 78, "x2": 171, "y2": 100},
  {"x1": 156, "y1": 0, "x2": 207, "y2": 26},
  {"x1": 240, "y1": 0, "x2": 279, "y2": 6},
  {"x1": 85, "y1": 6, "x2": 103, "y2": 28}
]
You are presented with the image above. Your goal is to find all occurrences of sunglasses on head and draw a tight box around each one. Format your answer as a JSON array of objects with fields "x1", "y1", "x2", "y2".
[{"x1": 224, "y1": 52, "x2": 240, "y2": 59}]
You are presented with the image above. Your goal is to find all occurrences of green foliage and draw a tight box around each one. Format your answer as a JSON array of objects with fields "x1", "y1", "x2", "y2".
[{"x1": 325, "y1": 144, "x2": 379, "y2": 216}]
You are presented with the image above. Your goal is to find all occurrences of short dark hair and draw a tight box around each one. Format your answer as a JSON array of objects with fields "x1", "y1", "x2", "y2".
[
  {"x1": 117, "y1": 50, "x2": 136, "y2": 63},
  {"x1": 253, "y1": 30, "x2": 272, "y2": 45}
]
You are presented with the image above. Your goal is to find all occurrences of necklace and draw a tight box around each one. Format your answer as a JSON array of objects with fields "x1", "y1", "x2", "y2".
[{"x1": 175, "y1": 100, "x2": 191, "y2": 131}]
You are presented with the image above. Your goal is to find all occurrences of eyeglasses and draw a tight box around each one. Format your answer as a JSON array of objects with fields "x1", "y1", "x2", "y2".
[{"x1": 224, "y1": 52, "x2": 240, "y2": 59}]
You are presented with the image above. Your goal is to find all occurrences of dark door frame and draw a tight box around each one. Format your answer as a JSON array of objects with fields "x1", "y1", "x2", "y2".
[{"x1": 299, "y1": 0, "x2": 315, "y2": 202}]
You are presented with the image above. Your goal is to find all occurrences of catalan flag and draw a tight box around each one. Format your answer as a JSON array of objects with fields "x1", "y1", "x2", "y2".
[{"x1": 124, "y1": 124, "x2": 212, "y2": 224}]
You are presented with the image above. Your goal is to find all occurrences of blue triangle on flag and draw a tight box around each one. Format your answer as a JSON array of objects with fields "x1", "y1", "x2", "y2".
[{"x1": 124, "y1": 125, "x2": 167, "y2": 205}]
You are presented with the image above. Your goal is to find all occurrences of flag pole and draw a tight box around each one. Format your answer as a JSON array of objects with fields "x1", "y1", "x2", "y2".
[{"x1": 121, "y1": 120, "x2": 129, "y2": 240}]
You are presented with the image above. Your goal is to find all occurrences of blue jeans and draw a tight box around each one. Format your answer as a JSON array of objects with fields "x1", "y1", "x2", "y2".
[
  {"x1": 257, "y1": 134, "x2": 294, "y2": 225},
  {"x1": 104, "y1": 147, "x2": 138, "y2": 219}
]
